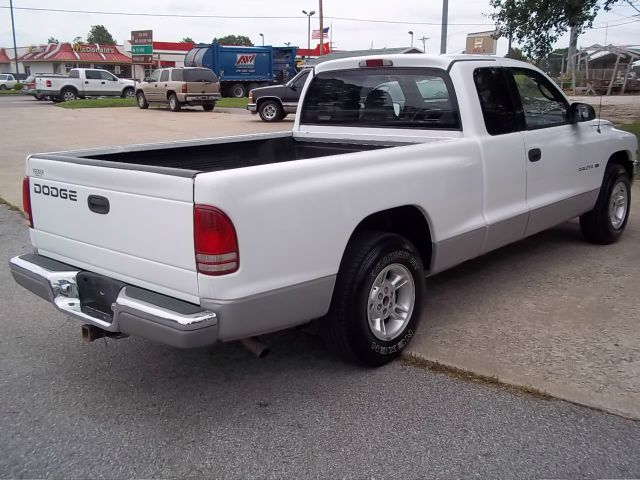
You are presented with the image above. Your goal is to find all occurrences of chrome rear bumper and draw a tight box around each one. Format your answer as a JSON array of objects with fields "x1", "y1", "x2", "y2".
[{"x1": 9, "y1": 254, "x2": 218, "y2": 348}]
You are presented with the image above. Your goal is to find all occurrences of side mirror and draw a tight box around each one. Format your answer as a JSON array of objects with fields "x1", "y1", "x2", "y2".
[
  {"x1": 570, "y1": 102, "x2": 596, "y2": 123},
  {"x1": 143, "y1": 77, "x2": 150, "y2": 82},
  {"x1": 290, "y1": 84, "x2": 297, "y2": 91}
]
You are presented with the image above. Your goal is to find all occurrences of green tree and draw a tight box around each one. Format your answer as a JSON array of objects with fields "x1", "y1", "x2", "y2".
[
  {"x1": 505, "y1": 46, "x2": 528, "y2": 62},
  {"x1": 490, "y1": 0, "x2": 619, "y2": 60},
  {"x1": 213, "y1": 35, "x2": 253, "y2": 46},
  {"x1": 181, "y1": 37, "x2": 194, "y2": 43},
  {"x1": 86, "y1": 25, "x2": 117, "y2": 45},
  {"x1": 47, "y1": 37, "x2": 59, "y2": 44}
]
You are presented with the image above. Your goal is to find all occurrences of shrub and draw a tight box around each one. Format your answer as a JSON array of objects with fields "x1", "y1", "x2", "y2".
[{"x1": 13, "y1": 82, "x2": 23, "y2": 90}]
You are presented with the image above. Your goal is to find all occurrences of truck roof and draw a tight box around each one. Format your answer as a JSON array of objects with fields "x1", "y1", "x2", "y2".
[{"x1": 313, "y1": 53, "x2": 533, "y2": 74}]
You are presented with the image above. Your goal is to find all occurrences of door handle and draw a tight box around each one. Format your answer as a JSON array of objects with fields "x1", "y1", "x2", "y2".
[
  {"x1": 101, "y1": 81, "x2": 106, "y2": 84},
  {"x1": 528, "y1": 148, "x2": 542, "y2": 162},
  {"x1": 84, "y1": 81, "x2": 89, "y2": 84},
  {"x1": 87, "y1": 195, "x2": 110, "y2": 215}
]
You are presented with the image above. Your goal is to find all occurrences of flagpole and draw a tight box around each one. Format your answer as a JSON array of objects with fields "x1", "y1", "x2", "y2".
[
  {"x1": 319, "y1": 0, "x2": 324, "y2": 56},
  {"x1": 330, "y1": 21, "x2": 333, "y2": 52}
]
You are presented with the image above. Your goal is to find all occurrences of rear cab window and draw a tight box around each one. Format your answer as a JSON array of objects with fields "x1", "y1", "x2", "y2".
[{"x1": 300, "y1": 67, "x2": 460, "y2": 130}]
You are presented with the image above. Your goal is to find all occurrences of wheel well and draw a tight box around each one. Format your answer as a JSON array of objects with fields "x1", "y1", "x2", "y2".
[
  {"x1": 256, "y1": 97, "x2": 283, "y2": 109},
  {"x1": 607, "y1": 150, "x2": 634, "y2": 178},
  {"x1": 348, "y1": 206, "x2": 433, "y2": 271},
  {"x1": 61, "y1": 86, "x2": 77, "y2": 94},
  {"x1": 166, "y1": 90, "x2": 176, "y2": 99}
]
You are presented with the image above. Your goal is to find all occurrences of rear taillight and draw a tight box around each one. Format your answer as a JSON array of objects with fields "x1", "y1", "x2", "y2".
[
  {"x1": 22, "y1": 177, "x2": 33, "y2": 228},
  {"x1": 45, "y1": 79, "x2": 52, "y2": 87},
  {"x1": 194, "y1": 205, "x2": 239, "y2": 275},
  {"x1": 182, "y1": 83, "x2": 188, "y2": 93}
]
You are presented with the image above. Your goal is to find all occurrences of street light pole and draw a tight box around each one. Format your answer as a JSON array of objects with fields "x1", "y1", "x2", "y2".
[
  {"x1": 259, "y1": 33, "x2": 264, "y2": 46},
  {"x1": 419, "y1": 36, "x2": 430, "y2": 52},
  {"x1": 302, "y1": 10, "x2": 316, "y2": 55},
  {"x1": 408, "y1": 31, "x2": 414, "y2": 48},
  {"x1": 9, "y1": 0, "x2": 19, "y2": 76}
]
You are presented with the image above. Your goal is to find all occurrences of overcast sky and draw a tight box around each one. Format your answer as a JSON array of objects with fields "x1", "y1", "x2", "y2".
[{"x1": 1, "y1": 0, "x2": 638, "y2": 55}]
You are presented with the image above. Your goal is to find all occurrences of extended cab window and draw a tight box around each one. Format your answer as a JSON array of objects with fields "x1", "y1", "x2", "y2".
[
  {"x1": 68, "y1": 70, "x2": 79, "y2": 78},
  {"x1": 509, "y1": 68, "x2": 568, "y2": 129},
  {"x1": 300, "y1": 68, "x2": 460, "y2": 130},
  {"x1": 473, "y1": 67, "x2": 519, "y2": 135},
  {"x1": 160, "y1": 70, "x2": 169, "y2": 82}
]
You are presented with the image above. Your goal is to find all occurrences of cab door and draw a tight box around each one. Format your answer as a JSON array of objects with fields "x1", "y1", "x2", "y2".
[
  {"x1": 98, "y1": 70, "x2": 120, "y2": 95},
  {"x1": 507, "y1": 67, "x2": 603, "y2": 235},
  {"x1": 282, "y1": 70, "x2": 309, "y2": 112},
  {"x1": 145, "y1": 69, "x2": 162, "y2": 102},
  {"x1": 83, "y1": 70, "x2": 103, "y2": 96},
  {"x1": 157, "y1": 70, "x2": 170, "y2": 102}
]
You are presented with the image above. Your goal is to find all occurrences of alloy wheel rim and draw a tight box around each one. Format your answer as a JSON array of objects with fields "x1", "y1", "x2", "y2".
[
  {"x1": 367, "y1": 263, "x2": 415, "y2": 341},
  {"x1": 609, "y1": 181, "x2": 628, "y2": 230},
  {"x1": 264, "y1": 104, "x2": 277, "y2": 119},
  {"x1": 137, "y1": 94, "x2": 145, "y2": 106},
  {"x1": 64, "y1": 91, "x2": 75, "y2": 101}
]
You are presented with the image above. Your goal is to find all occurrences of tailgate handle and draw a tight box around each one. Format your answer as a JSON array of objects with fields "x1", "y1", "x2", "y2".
[{"x1": 87, "y1": 195, "x2": 110, "y2": 215}]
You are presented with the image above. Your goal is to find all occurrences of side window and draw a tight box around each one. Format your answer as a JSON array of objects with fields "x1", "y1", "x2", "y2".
[
  {"x1": 509, "y1": 68, "x2": 568, "y2": 129},
  {"x1": 171, "y1": 69, "x2": 183, "y2": 81},
  {"x1": 68, "y1": 70, "x2": 79, "y2": 79},
  {"x1": 149, "y1": 70, "x2": 161, "y2": 82},
  {"x1": 100, "y1": 71, "x2": 116, "y2": 81},
  {"x1": 160, "y1": 70, "x2": 169, "y2": 82},
  {"x1": 473, "y1": 67, "x2": 518, "y2": 135},
  {"x1": 293, "y1": 71, "x2": 309, "y2": 88},
  {"x1": 85, "y1": 70, "x2": 101, "y2": 80}
]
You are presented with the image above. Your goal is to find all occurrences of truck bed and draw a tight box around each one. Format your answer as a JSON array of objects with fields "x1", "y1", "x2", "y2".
[{"x1": 70, "y1": 135, "x2": 391, "y2": 175}]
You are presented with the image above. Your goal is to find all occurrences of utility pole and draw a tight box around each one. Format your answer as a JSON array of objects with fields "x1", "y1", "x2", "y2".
[
  {"x1": 419, "y1": 36, "x2": 429, "y2": 52},
  {"x1": 318, "y1": 0, "x2": 324, "y2": 56},
  {"x1": 9, "y1": 0, "x2": 19, "y2": 76},
  {"x1": 440, "y1": 0, "x2": 449, "y2": 54},
  {"x1": 302, "y1": 10, "x2": 316, "y2": 55},
  {"x1": 567, "y1": 23, "x2": 578, "y2": 94}
]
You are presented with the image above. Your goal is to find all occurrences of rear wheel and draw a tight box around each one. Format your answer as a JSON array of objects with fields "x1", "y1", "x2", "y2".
[
  {"x1": 0, "y1": 85, "x2": 6, "y2": 90},
  {"x1": 61, "y1": 88, "x2": 77, "y2": 102},
  {"x1": 258, "y1": 100, "x2": 284, "y2": 122},
  {"x1": 229, "y1": 83, "x2": 246, "y2": 98},
  {"x1": 580, "y1": 163, "x2": 631, "y2": 244},
  {"x1": 136, "y1": 91, "x2": 149, "y2": 109},
  {"x1": 122, "y1": 87, "x2": 135, "y2": 99},
  {"x1": 202, "y1": 103, "x2": 215, "y2": 112},
  {"x1": 168, "y1": 93, "x2": 181, "y2": 112},
  {"x1": 325, "y1": 232, "x2": 425, "y2": 366}
]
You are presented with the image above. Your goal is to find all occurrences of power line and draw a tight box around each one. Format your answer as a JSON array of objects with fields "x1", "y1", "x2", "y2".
[{"x1": 0, "y1": 5, "x2": 495, "y2": 26}]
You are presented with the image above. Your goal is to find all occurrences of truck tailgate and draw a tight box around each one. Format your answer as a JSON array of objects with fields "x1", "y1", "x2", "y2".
[{"x1": 26, "y1": 156, "x2": 199, "y2": 304}]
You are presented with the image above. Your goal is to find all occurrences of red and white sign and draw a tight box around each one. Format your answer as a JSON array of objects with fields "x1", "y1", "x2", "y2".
[{"x1": 235, "y1": 54, "x2": 256, "y2": 66}]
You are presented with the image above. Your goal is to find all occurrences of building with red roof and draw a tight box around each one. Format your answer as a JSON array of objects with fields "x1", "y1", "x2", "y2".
[
  {"x1": 19, "y1": 42, "x2": 133, "y2": 77},
  {"x1": 0, "y1": 48, "x2": 13, "y2": 73}
]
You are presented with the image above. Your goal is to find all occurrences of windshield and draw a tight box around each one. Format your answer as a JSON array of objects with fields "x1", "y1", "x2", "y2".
[
  {"x1": 300, "y1": 67, "x2": 460, "y2": 130},
  {"x1": 184, "y1": 68, "x2": 218, "y2": 83}
]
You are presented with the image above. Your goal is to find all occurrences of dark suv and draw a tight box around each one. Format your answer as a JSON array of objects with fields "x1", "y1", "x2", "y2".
[{"x1": 247, "y1": 69, "x2": 310, "y2": 122}]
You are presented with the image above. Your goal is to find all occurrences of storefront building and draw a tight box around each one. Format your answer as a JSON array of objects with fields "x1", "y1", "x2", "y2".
[
  {"x1": 19, "y1": 42, "x2": 133, "y2": 78},
  {"x1": 0, "y1": 48, "x2": 13, "y2": 73}
]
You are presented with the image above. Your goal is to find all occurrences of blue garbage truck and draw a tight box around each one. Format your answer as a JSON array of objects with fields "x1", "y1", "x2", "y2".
[{"x1": 184, "y1": 44, "x2": 298, "y2": 98}]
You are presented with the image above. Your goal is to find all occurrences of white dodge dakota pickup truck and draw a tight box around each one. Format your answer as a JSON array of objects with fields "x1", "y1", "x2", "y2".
[
  {"x1": 36, "y1": 68, "x2": 135, "y2": 102},
  {"x1": 10, "y1": 54, "x2": 637, "y2": 366}
]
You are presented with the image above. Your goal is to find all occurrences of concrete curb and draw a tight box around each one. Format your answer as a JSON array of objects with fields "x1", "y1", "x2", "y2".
[{"x1": 403, "y1": 349, "x2": 640, "y2": 421}]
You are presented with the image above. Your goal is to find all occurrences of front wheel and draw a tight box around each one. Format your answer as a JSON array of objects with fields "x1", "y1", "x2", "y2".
[
  {"x1": 258, "y1": 100, "x2": 284, "y2": 122},
  {"x1": 168, "y1": 93, "x2": 181, "y2": 112},
  {"x1": 136, "y1": 91, "x2": 149, "y2": 109},
  {"x1": 0, "y1": 85, "x2": 6, "y2": 90},
  {"x1": 580, "y1": 163, "x2": 631, "y2": 244},
  {"x1": 122, "y1": 87, "x2": 135, "y2": 99},
  {"x1": 325, "y1": 232, "x2": 425, "y2": 366},
  {"x1": 202, "y1": 103, "x2": 215, "y2": 112}
]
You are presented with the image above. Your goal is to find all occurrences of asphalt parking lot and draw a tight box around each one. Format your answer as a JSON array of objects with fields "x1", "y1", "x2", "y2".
[{"x1": 1, "y1": 206, "x2": 639, "y2": 478}]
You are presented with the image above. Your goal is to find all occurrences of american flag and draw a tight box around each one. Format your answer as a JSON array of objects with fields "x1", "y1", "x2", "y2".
[{"x1": 312, "y1": 27, "x2": 330, "y2": 39}]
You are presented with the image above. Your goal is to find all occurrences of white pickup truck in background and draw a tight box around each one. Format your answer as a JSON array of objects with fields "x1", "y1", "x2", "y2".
[
  {"x1": 11, "y1": 54, "x2": 637, "y2": 366},
  {"x1": 36, "y1": 68, "x2": 135, "y2": 102}
]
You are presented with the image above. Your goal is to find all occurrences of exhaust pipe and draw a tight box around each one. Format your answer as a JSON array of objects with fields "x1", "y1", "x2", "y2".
[
  {"x1": 81, "y1": 324, "x2": 128, "y2": 343},
  {"x1": 239, "y1": 336, "x2": 270, "y2": 358}
]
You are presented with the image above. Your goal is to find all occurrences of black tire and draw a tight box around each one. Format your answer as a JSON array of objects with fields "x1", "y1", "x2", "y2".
[
  {"x1": 230, "y1": 83, "x2": 246, "y2": 98},
  {"x1": 51, "y1": 96, "x2": 63, "y2": 103},
  {"x1": 136, "y1": 91, "x2": 149, "y2": 109},
  {"x1": 325, "y1": 232, "x2": 425, "y2": 366},
  {"x1": 168, "y1": 93, "x2": 181, "y2": 112},
  {"x1": 34, "y1": 94, "x2": 45, "y2": 101},
  {"x1": 258, "y1": 100, "x2": 284, "y2": 122},
  {"x1": 61, "y1": 88, "x2": 77, "y2": 102},
  {"x1": 202, "y1": 103, "x2": 215, "y2": 112},
  {"x1": 122, "y1": 87, "x2": 135, "y2": 99},
  {"x1": 580, "y1": 163, "x2": 631, "y2": 244},
  {"x1": 0, "y1": 85, "x2": 6, "y2": 90}
]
